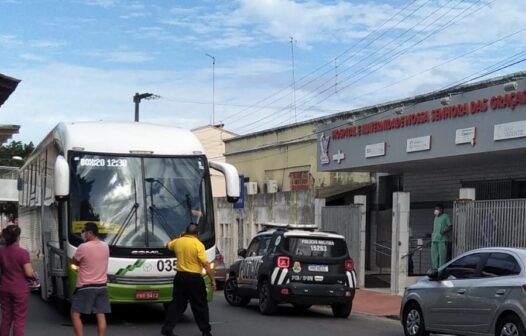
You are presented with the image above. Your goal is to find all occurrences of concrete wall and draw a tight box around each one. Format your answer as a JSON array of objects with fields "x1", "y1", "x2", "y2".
[{"x1": 215, "y1": 190, "x2": 316, "y2": 266}]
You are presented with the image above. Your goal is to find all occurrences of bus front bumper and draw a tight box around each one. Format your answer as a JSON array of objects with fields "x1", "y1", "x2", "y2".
[{"x1": 107, "y1": 276, "x2": 214, "y2": 304}]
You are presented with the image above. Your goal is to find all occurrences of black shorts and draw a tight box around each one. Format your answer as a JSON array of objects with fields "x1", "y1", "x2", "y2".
[{"x1": 71, "y1": 286, "x2": 111, "y2": 314}]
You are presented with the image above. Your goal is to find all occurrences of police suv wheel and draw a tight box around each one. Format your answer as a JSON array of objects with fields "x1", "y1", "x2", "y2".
[
  {"x1": 258, "y1": 280, "x2": 277, "y2": 315},
  {"x1": 224, "y1": 277, "x2": 250, "y2": 307},
  {"x1": 331, "y1": 302, "x2": 352, "y2": 318}
]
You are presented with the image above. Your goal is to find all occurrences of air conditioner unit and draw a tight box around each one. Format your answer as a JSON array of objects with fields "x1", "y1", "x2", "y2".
[
  {"x1": 245, "y1": 182, "x2": 258, "y2": 195},
  {"x1": 265, "y1": 180, "x2": 278, "y2": 193}
]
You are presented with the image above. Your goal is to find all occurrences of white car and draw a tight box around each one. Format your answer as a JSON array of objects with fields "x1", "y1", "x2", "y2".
[{"x1": 401, "y1": 247, "x2": 526, "y2": 336}]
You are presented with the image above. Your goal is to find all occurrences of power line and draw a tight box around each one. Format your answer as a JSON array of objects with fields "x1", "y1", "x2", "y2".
[
  {"x1": 230, "y1": 0, "x2": 445, "y2": 131},
  {"x1": 160, "y1": 96, "x2": 341, "y2": 113},
  {"x1": 270, "y1": 0, "x2": 490, "y2": 129},
  {"x1": 284, "y1": 0, "x2": 481, "y2": 123},
  {"x1": 200, "y1": 0, "x2": 489, "y2": 145},
  {"x1": 196, "y1": 0, "x2": 513, "y2": 148},
  {"x1": 441, "y1": 55, "x2": 526, "y2": 90},
  {"x1": 192, "y1": 0, "x2": 436, "y2": 146},
  {"x1": 311, "y1": 28, "x2": 526, "y2": 110},
  {"x1": 217, "y1": 0, "x2": 422, "y2": 125},
  {"x1": 236, "y1": 0, "x2": 468, "y2": 133}
]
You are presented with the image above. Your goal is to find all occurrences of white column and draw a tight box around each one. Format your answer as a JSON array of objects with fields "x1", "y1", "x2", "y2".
[
  {"x1": 354, "y1": 195, "x2": 367, "y2": 288},
  {"x1": 459, "y1": 188, "x2": 476, "y2": 200},
  {"x1": 314, "y1": 198, "x2": 326, "y2": 228},
  {"x1": 391, "y1": 192, "x2": 410, "y2": 295}
]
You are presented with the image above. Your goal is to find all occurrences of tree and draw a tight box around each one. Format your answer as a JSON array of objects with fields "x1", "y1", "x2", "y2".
[{"x1": 0, "y1": 140, "x2": 34, "y2": 166}]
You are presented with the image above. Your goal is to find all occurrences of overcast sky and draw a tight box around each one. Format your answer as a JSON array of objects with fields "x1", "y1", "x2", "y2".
[{"x1": 1, "y1": 0, "x2": 525, "y2": 144}]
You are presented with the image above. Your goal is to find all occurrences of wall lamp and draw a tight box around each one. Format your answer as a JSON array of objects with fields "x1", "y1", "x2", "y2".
[
  {"x1": 503, "y1": 81, "x2": 518, "y2": 92},
  {"x1": 440, "y1": 96, "x2": 451, "y2": 106}
]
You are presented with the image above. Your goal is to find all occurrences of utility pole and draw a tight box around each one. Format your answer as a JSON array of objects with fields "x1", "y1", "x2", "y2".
[
  {"x1": 290, "y1": 36, "x2": 297, "y2": 123},
  {"x1": 205, "y1": 53, "x2": 215, "y2": 125},
  {"x1": 133, "y1": 92, "x2": 159, "y2": 122}
]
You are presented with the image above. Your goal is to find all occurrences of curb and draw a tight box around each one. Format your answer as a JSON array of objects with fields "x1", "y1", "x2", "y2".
[{"x1": 313, "y1": 305, "x2": 400, "y2": 320}]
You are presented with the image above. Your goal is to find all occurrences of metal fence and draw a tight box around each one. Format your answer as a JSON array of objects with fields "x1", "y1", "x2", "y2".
[
  {"x1": 321, "y1": 205, "x2": 362, "y2": 272},
  {"x1": 407, "y1": 238, "x2": 432, "y2": 275},
  {"x1": 454, "y1": 199, "x2": 526, "y2": 256},
  {"x1": 372, "y1": 240, "x2": 391, "y2": 274}
]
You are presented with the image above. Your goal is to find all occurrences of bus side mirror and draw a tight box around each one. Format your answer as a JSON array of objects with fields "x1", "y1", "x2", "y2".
[
  {"x1": 54, "y1": 155, "x2": 70, "y2": 200},
  {"x1": 209, "y1": 160, "x2": 240, "y2": 203}
]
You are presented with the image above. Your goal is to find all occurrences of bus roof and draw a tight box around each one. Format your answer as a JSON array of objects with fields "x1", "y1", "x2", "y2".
[{"x1": 51, "y1": 121, "x2": 205, "y2": 156}]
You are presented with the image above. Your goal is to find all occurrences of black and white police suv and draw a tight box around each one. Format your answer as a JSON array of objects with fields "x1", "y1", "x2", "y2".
[{"x1": 224, "y1": 223, "x2": 356, "y2": 317}]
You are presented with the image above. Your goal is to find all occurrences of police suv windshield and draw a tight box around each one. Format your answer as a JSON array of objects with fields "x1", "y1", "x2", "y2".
[{"x1": 68, "y1": 153, "x2": 214, "y2": 249}]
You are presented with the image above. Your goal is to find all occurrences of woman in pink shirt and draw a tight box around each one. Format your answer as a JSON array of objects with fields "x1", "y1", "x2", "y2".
[{"x1": 0, "y1": 225, "x2": 37, "y2": 336}]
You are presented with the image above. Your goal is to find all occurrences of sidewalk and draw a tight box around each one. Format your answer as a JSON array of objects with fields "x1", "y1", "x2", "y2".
[{"x1": 352, "y1": 288, "x2": 402, "y2": 319}]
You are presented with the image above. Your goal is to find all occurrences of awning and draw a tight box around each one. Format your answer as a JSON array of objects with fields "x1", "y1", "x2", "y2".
[
  {"x1": 316, "y1": 182, "x2": 372, "y2": 199},
  {"x1": 0, "y1": 73, "x2": 22, "y2": 145},
  {"x1": 0, "y1": 73, "x2": 20, "y2": 108},
  {"x1": 0, "y1": 124, "x2": 20, "y2": 145}
]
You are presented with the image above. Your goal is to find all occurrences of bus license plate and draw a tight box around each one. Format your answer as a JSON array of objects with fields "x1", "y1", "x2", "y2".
[
  {"x1": 135, "y1": 290, "x2": 160, "y2": 300},
  {"x1": 308, "y1": 264, "x2": 328, "y2": 272}
]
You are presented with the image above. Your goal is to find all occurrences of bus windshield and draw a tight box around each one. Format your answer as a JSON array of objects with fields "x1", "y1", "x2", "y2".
[{"x1": 68, "y1": 153, "x2": 214, "y2": 249}]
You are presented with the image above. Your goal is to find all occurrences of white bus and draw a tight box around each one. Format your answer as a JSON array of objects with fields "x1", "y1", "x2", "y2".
[{"x1": 18, "y1": 121, "x2": 239, "y2": 306}]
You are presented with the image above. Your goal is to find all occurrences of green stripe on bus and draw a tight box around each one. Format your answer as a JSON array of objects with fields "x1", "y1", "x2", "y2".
[{"x1": 115, "y1": 259, "x2": 146, "y2": 276}]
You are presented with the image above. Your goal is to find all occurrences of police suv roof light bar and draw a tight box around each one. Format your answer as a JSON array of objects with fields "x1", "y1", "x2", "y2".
[{"x1": 262, "y1": 223, "x2": 318, "y2": 231}]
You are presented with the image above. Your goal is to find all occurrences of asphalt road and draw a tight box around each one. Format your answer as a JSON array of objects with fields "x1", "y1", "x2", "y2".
[{"x1": 24, "y1": 291, "x2": 404, "y2": 336}]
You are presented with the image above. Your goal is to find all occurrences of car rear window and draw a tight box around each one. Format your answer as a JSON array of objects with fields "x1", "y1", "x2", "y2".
[{"x1": 283, "y1": 237, "x2": 347, "y2": 257}]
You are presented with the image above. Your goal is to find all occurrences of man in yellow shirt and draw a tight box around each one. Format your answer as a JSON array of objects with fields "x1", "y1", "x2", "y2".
[{"x1": 161, "y1": 223, "x2": 216, "y2": 336}]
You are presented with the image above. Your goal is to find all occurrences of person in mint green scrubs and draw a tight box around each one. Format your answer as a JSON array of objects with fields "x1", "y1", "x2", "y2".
[{"x1": 431, "y1": 203, "x2": 452, "y2": 269}]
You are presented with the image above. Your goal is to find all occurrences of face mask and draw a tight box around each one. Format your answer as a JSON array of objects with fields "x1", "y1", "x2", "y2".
[
  {"x1": 434, "y1": 210, "x2": 440, "y2": 216},
  {"x1": 81, "y1": 232, "x2": 87, "y2": 241}
]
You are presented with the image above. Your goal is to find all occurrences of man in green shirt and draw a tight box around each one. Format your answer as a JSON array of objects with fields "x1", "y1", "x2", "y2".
[{"x1": 431, "y1": 203, "x2": 452, "y2": 269}]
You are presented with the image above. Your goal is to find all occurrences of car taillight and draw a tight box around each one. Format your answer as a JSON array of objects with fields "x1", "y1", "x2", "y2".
[
  {"x1": 345, "y1": 259, "x2": 355, "y2": 272},
  {"x1": 277, "y1": 256, "x2": 290, "y2": 268}
]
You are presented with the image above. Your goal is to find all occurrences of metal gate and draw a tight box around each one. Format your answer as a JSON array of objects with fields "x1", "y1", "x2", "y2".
[
  {"x1": 321, "y1": 205, "x2": 362, "y2": 275},
  {"x1": 453, "y1": 199, "x2": 526, "y2": 256}
]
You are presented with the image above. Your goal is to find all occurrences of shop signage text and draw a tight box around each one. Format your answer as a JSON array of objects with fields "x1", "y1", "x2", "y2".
[
  {"x1": 332, "y1": 91, "x2": 526, "y2": 141},
  {"x1": 494, "y1": 120, "x2": 526, "y2": 141},
  {"x1": 407, "y1": 135, "x2": 431, "y2": 153},
  {"x1": 455, "y1": 127, "x2": 476, "y2": 145},
  {"x1": 365, "y1": 142, "x2": 386, "y2": 158}
]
